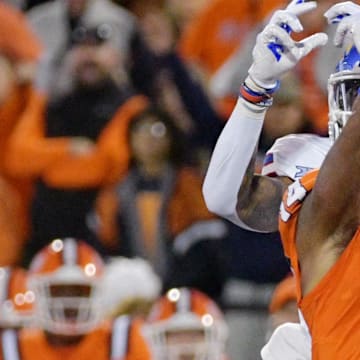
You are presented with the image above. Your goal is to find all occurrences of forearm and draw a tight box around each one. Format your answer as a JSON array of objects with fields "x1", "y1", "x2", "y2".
[{"x1": 202, "y1": 97, "x2": 267, "y2": 230}]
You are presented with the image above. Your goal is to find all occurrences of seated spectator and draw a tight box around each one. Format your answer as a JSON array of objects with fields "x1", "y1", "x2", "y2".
[
  {"x1": 0, "y1": 238, "x2": 151, "y2": 359},
  {"x1": 144, "y1": 287, "x2": 229, "y2": 360},
  {"x1": 92, "y1": 105, "x2": 228, "y2": 300},
  {"x1": 5, "y1": 23, "x2": 148, "y2": 264}
]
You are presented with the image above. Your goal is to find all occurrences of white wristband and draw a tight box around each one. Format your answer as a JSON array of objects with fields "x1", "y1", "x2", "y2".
[{"x1": 203, "y1": 97, "x2": 268, "y2": 231}]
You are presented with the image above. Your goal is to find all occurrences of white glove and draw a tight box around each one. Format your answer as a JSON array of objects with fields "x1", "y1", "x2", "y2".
[
  {"x1": 324, "y1": 1, "x2": 360, "y2": 51},
  {"x1": 248, "y1": 0, "x2": 328, "y2": 90}
]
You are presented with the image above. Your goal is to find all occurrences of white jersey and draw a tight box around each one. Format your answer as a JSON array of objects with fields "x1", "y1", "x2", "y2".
[
  {"x1": 261, "y1": 321, "x2": 311, "y2": 360},
  {"x1": 261, "y1": 134, "x2": 332, "y2": 180}
]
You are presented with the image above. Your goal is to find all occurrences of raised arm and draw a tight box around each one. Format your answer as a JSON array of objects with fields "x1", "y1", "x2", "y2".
[
  {"x1": 298, "y1": 89, "x2": 360, "y2": 248},
  {"x1": 296, "y1": 1, "x2": 360, "y2": 247},
  {"x1": 203, "y1": 0, "x2": 327, "y2": 232}
]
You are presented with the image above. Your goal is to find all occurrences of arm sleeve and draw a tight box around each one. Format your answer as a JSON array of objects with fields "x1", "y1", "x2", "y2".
[{"x1": 202, "y1": 97, "x2": 266, "y2": 230}]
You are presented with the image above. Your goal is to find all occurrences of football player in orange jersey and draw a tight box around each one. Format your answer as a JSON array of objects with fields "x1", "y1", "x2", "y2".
[
  {"x1": 144, "y1": 287, "x2": 228, "y2": 360},
  {"x1": 0, "y1": 238, "x2": 151, "y2": 360},
  {"x1": 202, "y1": 0, "x2": 360, "y2": 358}
]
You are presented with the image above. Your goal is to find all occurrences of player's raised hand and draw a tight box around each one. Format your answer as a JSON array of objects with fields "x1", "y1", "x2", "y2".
[
  {"x1": 324, "y1": 1, "x2": 360, "y2": 51},
  {"x1": 247, "y1": 0, "x2": 328, "y2": 90}
]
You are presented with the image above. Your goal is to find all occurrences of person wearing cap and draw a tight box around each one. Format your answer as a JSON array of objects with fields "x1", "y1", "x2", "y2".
[
  {"x1": 26, "y1": 0, "x2": 157, "y2": 96},
  {"x1": 4, "y1": 19, "x2": 148, "y2": 265}
]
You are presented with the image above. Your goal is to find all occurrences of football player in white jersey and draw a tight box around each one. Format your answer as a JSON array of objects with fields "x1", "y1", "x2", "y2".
[
  {"x1": 203, "y1": 0, "x2": 360, "y2": 234},
  {"x1": 202, "y1": 0, "x2": 330, "y2": 233},
  {"x1": 203, "y1": 0, "x2": 360, "y2": 358}
]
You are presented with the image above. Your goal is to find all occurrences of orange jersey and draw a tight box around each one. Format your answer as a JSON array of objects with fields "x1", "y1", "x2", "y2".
[
  {"x1": 0, "y1": 317, "x2": 150, "y2": 360},
  {"x1": 279, "y1": 170, "x2": 360, "y2": 359}
]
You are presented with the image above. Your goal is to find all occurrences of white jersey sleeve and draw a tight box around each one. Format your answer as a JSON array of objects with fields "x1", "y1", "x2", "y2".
[
  {"x1": 261, "y1": 134, "x2": 332, "y2": 180},
  {"x1": 202, "y1": 97, "x2": 267, "y2": 231}
]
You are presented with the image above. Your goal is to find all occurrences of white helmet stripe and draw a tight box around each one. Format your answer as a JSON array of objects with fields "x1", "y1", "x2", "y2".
[
  {"x1": 177, "y1": 288, "x2": 191, "y2": 313},
  {"x1": 1, "y1": 329, "x2": 20, "y2": 360},
  {"x1": 111, "y1": 315, "x2": 131, "y2": 359},
  {"x1": 0, "y1": 267, "x2": 10, "y2": 304},
  {"x1": 62, "y1": 238, "x2": 78, "y2": 266}
]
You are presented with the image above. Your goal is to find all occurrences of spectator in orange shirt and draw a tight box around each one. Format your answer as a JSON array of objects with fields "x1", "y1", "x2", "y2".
[
  {"x1": 5, "y1": 22, "x2": 148, "y2": 265},
  {"x1": 91, "y1": 105, "x2": 228, "y2": 301}
]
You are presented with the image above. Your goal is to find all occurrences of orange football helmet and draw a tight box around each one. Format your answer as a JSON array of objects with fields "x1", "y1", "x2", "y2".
[
  {"x1": 0, "y1": 266, "x2": 34, "y2": 327},
  {"x1": 28, "y1": 238, "x2": 104, "y2": 336},
  {"x1": 145, "y1": 287, "x2": 228, "y2": 360}
]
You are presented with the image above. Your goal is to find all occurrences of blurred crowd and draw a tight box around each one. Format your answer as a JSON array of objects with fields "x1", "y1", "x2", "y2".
[{"x1": 0, "y1": 0, "x2": 341, "y2": 358}]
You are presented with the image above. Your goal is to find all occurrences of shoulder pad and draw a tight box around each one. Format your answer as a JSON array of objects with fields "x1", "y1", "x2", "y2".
[{"x1": 261, "y1": 134, "x2": 331, "y2": 180}]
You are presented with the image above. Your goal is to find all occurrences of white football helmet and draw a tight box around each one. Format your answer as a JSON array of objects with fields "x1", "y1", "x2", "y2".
[
  {"x1": 144, "y1": 287, "x2": 228, "y2": 360},
  {"x1": 328, "y1": 45, "x2": 360, "y2": 142},
  {"x1": 28, "y1": 238, "x2": 104, "y2": 336}
]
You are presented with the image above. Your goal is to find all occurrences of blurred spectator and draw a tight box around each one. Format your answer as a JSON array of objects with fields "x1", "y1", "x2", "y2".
[
  {"x1": 178, "y1": 0, "x2": 285, "y2": 77},
  {"x1": 5, "y1": 23, "x2": 148, "y2": 265},
  {"x1": 144, "y1": 287, "x2": 229, "y2": 360},
  {"x1": 101, "y1": 256, "x2": 162, "y2": 319},
  {"x1": 102, "y1": 2, "x2": 223, "y2": 167},
  {"x1": 26, "y1": 0, "x2": 159, "y2": 97},
  {"x1": 0, "y1": 238, "x2": 151, "y2": 359},
  {"x1": 92, "y1": 106, "x2": 228, "y2": 300},
  {"x1": 0, "y1": 2, "x2": 42, "y2": 262},
  {"x1": 136, "y1": 6, "x2": 224, "y2": 169},
  {"x1": 27, "y1": 0, "x2": 135, "y2": 69}
]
